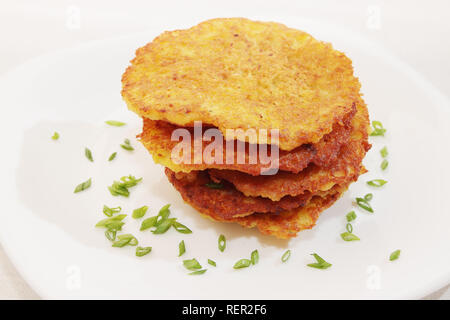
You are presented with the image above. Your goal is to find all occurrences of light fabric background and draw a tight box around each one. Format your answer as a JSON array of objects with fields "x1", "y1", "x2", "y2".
[{"x1": 0, "y1": 0, "x2": 448, "y2": 299}]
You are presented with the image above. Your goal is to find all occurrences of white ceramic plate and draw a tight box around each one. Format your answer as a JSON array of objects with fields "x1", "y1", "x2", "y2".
[{"x1": 1, "y1": 17, "x2": 449, "y2": 299}]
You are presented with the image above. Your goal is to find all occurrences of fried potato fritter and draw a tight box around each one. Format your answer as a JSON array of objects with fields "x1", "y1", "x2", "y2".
[{"x1": 122, "y1": 18, "x2": 362, "y2": 150}]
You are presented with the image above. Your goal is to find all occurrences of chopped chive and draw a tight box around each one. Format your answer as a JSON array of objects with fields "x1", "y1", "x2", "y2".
[
  {"x1": 108, "y1": 152, "x2": 117, "y2": 161},
  {"x1": 381, "y1": 159, "x2": 389, "y2": 170},
  {"x1": 367, "y1": 179, "x2": 388, "y2": 187},
  {"x1": 370, "y1": 121, "x2": 387, "y2": 136},
  {"x1": 307, "y1": 253, "x2": 332, "y2": 269},
  {"x1": 346, "y1": 211, "x2": 357, "y2": 222},
  {"x1": 340, "y1": 232, "x2": 360, "y2": 241},
  {"x1": 172, "y1": 221, "x2": 192, "y2": 234},
  {"x1": 205, "y1": 182, "x2": 223, "y2": 189},
  {"x1": 233, "y1": 259, "x2": 252, "y2": 269},
  {"x1": 178, "y1": 240, "x2": 186, "y2": 257},
  {"x1": 136, "y1": 246, "x2": 152, "y2": 257},
  {"x1": 132, "y1": 205, "x2": 148, "y2": 219},
  {"x1": 364, "y1": 193, "x2": 373, "y2": 202},
  {"x1": 140, "y1": 216, "x2": 158, "y2": 231},
  {"x1": 389, "y1": 249, "x2": 401, "y2": 261},
  {"x1": 208, "y1": 259, "x2": 216, "y2": 267},
  {"x1": 380, "y1": 146, "x2": 388, "y2": 158},
  {"x1": 218, "y1": 234, "x2": 226, "y2": 252},
  {"x1": 104, "y1": 229, "x2": 116, "y2": 241},
  {"x1": 74, "y1": 178, "x2": 92, "y2": 193},
  {"x1": 117, "y1": 234, "x2": 138, "y2": 246},
  {"x1": 346, "y1": 223, "x2": 353, "y2": 233},
  {"x1": 84, "y1": 147, "x2": 94, "y2": 162},
  {"x1": 251, "y1": 250, "x2": 259, "y2": 265},
  {"x1": 51, "y1": 132, "x2": 59, "y2": 140},
  {"x1": 102, "y1": 205, "x2": 121, "y2": 217},
  {"x1": 281, "y1": 250, "x2": 291, "y2": 263},
  {"x1": 108, "y1": 175, "x2": 142, "y2": 197},
  {"x1": 356, "y1": 197, "x2": 374, "y2": 213},
  {"x1": 183, "y1": 258, "x2": 202, "y2": 271},
  {"x1": 189, "y1": 269, "x2": 207, "y2": 275},
  {"x1": 152, "y1": 218, "x2": 176, "y2": 234},
  {"x1": 120, "y1": 138, "x2": 134, "y2": 151},
  {"x1": 105, "y1": 120, "x2": 126, "y2": 127}
]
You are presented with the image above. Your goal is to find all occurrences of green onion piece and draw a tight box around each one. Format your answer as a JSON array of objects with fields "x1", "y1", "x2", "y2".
[
  {"x1": 132, "y1": 205, "x2": 148, "y2": 219},
  {"x1": 183, "y1": 258, "x2": 202, "y2": 270},
  {"x1": 117, "y1": 234, "x2": 138, "y2": 246},
  {"x1": 51, "y1": 132, "x2": 59, "y2": 140},
  {"x1": 381, "y1": 159, "x2": 389, "y2": 170},
  {"x1": 105, "y1": 229, "x2": 116, "y2": 241},
  {"x1": 367, "y1": 179, "x2": 388, "y2": 187},
  {"x1": 233, "y1": 259, "x2": 252, "y2": 269},
  {"x1": 172, "y1": 221, "x2": 192, "y2": 234},
  {"x1": 346, "y1": 223, "x2": 353, "y2": 233},
  {"x1": 178, "y1": 240, "x2": 186, "y2": 257},
  {"x1": 356, "y1": 197, "x2": 374, "y2": 213},
  {"x1": 251, "y1": 250, "x2": 259, "y2": 265},
  {"x1": 364, "y1": 193, "x2": 373, "y2": 201},
  {"x1": 154, "y1": 204, "x2": 171, "y2": 226},
  {"x1": 370, "y1": 121, "x2": 387, "y2": 136},
  {"x1": 74, "y1": 178, "x2": 92, "y2": 193},
  {"x1": 218, "y1": 234, "x2": 226, "y2": 252},
  {"x1": 136, "y1": 246, "x2": 152, "y2": 257},
  {"x1": 105, "y1": 120, "x2": 126, "y2": 127},
  {"x1": 108, "y1": 152, "x2": 117, "y2": 161},
  {"x1": 389, "y1": 249, "x2": 401, "y2": 261},
  {"x1": 188, "y1": 269, "x2": 207, "y2": 275},
  {"x1": 152, "y1": 218, "x2": 176, "y2": 234},
  {"x1": 140, "y1": 216, "x2": 158, "y2": 231},
  {"x1": 307, "y1": 253, "x2": 332, "y2": 269},
  {"x1": 205, "y1": 182, "x2": 223, "y2": 189},
  {"x1": 380, "y1": 146, "x2": 388, "y2": 158},
  {"x1": 108, "y1": 175, "x2": 142, "y2": 197},
  {"x1": 112, "y1": 238, "x2": 131, "y2": 247},
  {"x1": 120, "y1": 138, "x2": 134, "y2": 151},
  {"x1": 105, "y1": 221, "x2": 125, "y2": 231},
  {"x1": 95, "y1": 214, "x2": 127, "y2": 228},
  {"x1": 102, "y1": 205, "x2": 121, "y2": 217},
  {"x1": 340, "y1": 232, "x2": 360, "y2": 241},
  {"x1": 208, "y1": 259, "x2": 216, "y2": 267},
  {"x1": 84, "y1": 147, "x2": 94, "y2": 162},
  {"x1": 346, "y1": 211, "x2": 357, "y2": 222},
  {"x1": 281, "y1": 250, "x2": 291, "y2": 263}
]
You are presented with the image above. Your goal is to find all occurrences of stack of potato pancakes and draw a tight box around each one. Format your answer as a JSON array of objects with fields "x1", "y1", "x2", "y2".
[{"x1": 121, "y1": 18, "x2": 371, "y2": 238}]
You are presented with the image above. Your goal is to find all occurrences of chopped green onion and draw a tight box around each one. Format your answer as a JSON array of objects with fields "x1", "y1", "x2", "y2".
[
  {"x1": 120, "y1": 138, "x2": 134, "y2": 151},
  {"x1": 205, "y1": 182, "x2": 223, "y2": 189},
  {"x1": 340, "y1": 232, "x2": 360, "y2": 241},
  {"x1": 356, "y1": 197, "x2": 374, "y2": 213},
  {"x1": 218, "y1": 234, "x2": 226, "y2": 252},
  {"x1": 281, "y1": 250, "x2": 291, "y2": 263},
  {"x1": 346, "y1": 211, "x2": 357, "y2": 222},
  {"x1": 85, "y1": 147, "x2": 94, "y2": 162},
  {"x1": 381, "y1": 159, "x2": 389, "y2": 170},
  {"x1": 140, "y1": 216, "x2": 158, "y2": 231},
  {"x1": 104, "y1": 221, "x2": 125, "y2": 231},
  {"x1": 172, "y1": 221, "x2": 192, "y2": 234},
  {"x1": 112, "y1": 238, "x2": 131, "y2": 247},
  {"x1": 155, "y1": 204, "x2": 171, "y2": 226},
  {"x1": 389, "y1": 249, "x2": 401, "y2": 261},
  {"x1": 105, "y1": 120, "x2": 126, "y2": 127},
  {"x1": 104, "y1": 229, "x2": 116, "y2": 241},
  {"x1": 208, "y1": 259, "x2": 216, "y2": 267},
  {"x1": 117, "y1": 234, "x2": 138, "y2": 246},
  {"x1": 108, "y1": 175, "x2": 142, "y2": 197},
  {"x1": 183, "y1": 258, "x2": 202, "y2": 270},
  {"x1": 132, "y1": 205, "x2": 148, "y2": 219},
  {"x1": 95, "y1": 214, "x2": 127, "y2": 228},
  {"x1": 108, "y1": 152, "x2": 117, "y2": 161},
  {"x1": 189, "y1": 269, "x2": 207, "y2": 275},
  {"x1": 102, "y1": 205, "x2": 121, "y2": 217},
  {"x1": 307, "y1": 253, "x2": 332, "y2": 269},
  {"x1": 367, "y1": 179, "x2": 388, "y2": 187},
  {"x1": 251, "y1": 250, "x2": 259, "y2": 265},
  {"x1": 136, "y1": 246, "x2": 152, "y2": 257},
  {"x1": 74, "y1": 178, "x2": 92, "y2": 193},
  {"x1": 346, "y1": 223, "x2": 353, "y2": 233},
  {"x1": 364, "y1": 193, "x2": 373, "y2": 202},
  {"x1": 178, "y1": 240, "x2": 186, "y2": 257},
  {"x1": 152, "y1": 218, "x2": 176, "y2": 234},
  {"x1": 380, "y1": 146, "x2": 388, "y2": 158},
  {"x1": 370, "y1": 121, "x2": 387, "y2": 136},
  {"x1": 51, "y1": 132, "x2": 59, "y2": 140},
  {"x1": 233, "y1": 259, "x2": 252, "y2": 269}
]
